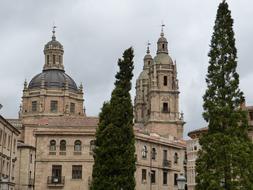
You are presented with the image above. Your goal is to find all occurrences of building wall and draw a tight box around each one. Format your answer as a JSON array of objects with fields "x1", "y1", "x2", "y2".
[
  {"x1": 34, "y1": 132, "x2": 94, "y2": 190},
  {"x1": 15, "y1": 145, "x2": 36, "y2": 190},
  {"x1": 0, "y1": 116, "x2": 20, "y2": 190}
]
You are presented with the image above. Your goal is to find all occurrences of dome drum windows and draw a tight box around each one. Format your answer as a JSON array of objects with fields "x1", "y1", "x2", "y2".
[
  {"x1": 70, "y1": 103, "x2": 75, "y2": 114},
  {"x1": 50, "y1": 101, "x2": 58, "y2": 113},
  {"x1": 32, "y1": 101, "x2": 37, "y2": 112}
]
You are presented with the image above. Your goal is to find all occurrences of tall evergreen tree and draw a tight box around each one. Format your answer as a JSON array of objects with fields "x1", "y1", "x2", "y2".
[
  {"x1": 196, "y1": 1, "x2": 253, "y2": 190},
  {"x1": 91, "y1": 48, "x2": 136, "y2": 190}
]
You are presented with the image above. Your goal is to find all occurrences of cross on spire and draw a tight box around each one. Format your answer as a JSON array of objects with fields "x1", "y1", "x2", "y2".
[
  {"x1": 52, "y1": 24, "x2": 57, "y2": 40},
  {"x1": 161, "y1": 21, "x2": 165, "y2": 37},
  {"x1": 146, "y1": 41, "x2": 151, "y2": 54}
]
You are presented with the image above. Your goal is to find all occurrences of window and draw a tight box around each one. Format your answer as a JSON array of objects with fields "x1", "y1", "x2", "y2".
[
  {"x1": 142, "y1": 169, "x2": 147, "y2": 183},
  {"x1": 32, "y1": 101, "x2": 37, "y2": 112},
  {"x1": 50, "y1": 101, "x2": 58, "y2": 113},
  {"x1": 74, "y1": 140, "x2": 81, "y2": 152},
  {"x1": 30, "y1": 154, "x2": 33, "y2": 163},
  {"x1": 13, "y1": 139, "x2": 16, "y2": 153},
  {"x1": 52, "y1": 165, "x2": 62, "y2": 183},
  {"x1": 174, "y1": 173, "x2": 178, "y2": 186},
  {"x1": 151, "y1": 170, "x2": 156, "y2": 184},
  {"x1": 162, "y1": 102, "x2": 169, "y2": 113},
  {"x1": 3, "y1": 132, "x2": 6, "y2": 147},
  {"x1": 72, "y1": 165, "x2": 82, "y2": 179},
  {"x1": 249, "y1": 112, "x2": 253, "y2": 121},
  {"x1": 162, "y1": 44, "x2": 165, "y2": 50},
  {"x1": 163, "y1": 150, "x2": 168, "y2": 160},
  {"x1": 59, "y1": 55, "x2": 62, "y2": 64},
  {"x1": 142, "y1": 145, "x2": 148, "y2": 159},
  {"x1": 70, "y1": 103, "x2": 75, "y2": 113},
  {"x1": 53, "y1": 55, "x2": 56, "y2": 65},
  {"x1": 60, "y1": 140, "x2": 66, "y2": 151},
  {"x1": 163, "y1": 76, "x2": 168, "y2": 86},
  {"x1": 47, "y1": 55, "x2": 50, "y2": 65},
  {"x1": 0, "y1": 129, "x2": 2, "y2": 145},
  {"x1": 174, "y1": 153, "x2": 179, "y2": 164},
  {"x1": 7, "y1": 135, "x2": 11, "y2": 149},
  {"x1": 151, "y1": 148, "x2": 156, "y2": 160},
  {"x1": 49, "y1": 140, "x2": 56, "y2": 151},
  {"x1": 163, "y1": 172, "x2": 168, "y2": 185}
]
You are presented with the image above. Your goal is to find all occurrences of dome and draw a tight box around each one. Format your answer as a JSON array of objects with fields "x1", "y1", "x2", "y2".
[
  {"x1": 138, "y1": 70, "x2": 149, "y2": 80},
  {"x1": 28, "y1": 70, "x2": 78, "y2": 92},
  {"x1": 157, "y1": 36, "x2": 167, "y2": 43},
  {"x1": 144, "y1": 54, "x2": 152, "y2": 60},
  {"x1": 44, "y1": 39, "x2": 63, "y2": 51},
  {"x1": 153, "y1": 53, "x2": 173, "y2": 65}
]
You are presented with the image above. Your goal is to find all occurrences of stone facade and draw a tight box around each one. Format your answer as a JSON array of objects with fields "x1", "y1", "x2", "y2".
[
  {"x1": 0, "y1": 115, "x2": 20, "y2": 190},
  {"x1": 6, "y1": 28, "x2": 186, "y2": 190}
]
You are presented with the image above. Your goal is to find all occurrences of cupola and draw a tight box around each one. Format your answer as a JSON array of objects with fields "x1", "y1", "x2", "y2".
[{"x1": 43, "y1": 26, "x2": 64, "y2": 71}]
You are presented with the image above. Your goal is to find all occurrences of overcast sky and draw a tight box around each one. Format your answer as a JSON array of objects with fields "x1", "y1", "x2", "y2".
[{"x1": 0, "y1": 0, "x2": 252, "y2": 137}]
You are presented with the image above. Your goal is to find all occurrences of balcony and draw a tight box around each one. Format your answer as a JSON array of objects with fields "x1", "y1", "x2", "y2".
[
  {"x1": 163, "y1": 159, "x2": 172, "y2": 168},
  {"x1": 47, "y1": 176, "x2": 65, "y2": 187}
]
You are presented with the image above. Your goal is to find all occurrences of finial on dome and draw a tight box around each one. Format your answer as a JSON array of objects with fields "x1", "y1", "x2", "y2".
[
  {"x1": 161, "y1": 22, "x2": 165, "y2": 37},
  {"x1": 52, "y1": 25, "x2": 57, "y2": 41},
  {"x1": 24, "y1": 79, "x2": 28, "y2": 89},
  {"x1": 146, "y1": 41, "x2": 151, "y2": 54}
]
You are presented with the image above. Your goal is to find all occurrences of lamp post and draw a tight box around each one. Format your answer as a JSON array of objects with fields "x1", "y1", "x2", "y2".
[{"x1": 177, "y1": 174, "x2": 186, "y2": 190}]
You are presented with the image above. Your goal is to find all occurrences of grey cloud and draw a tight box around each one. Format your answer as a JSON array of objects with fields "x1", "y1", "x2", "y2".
[{"x1": 0, "y1": 0, "x2": 253, "y2": 138}]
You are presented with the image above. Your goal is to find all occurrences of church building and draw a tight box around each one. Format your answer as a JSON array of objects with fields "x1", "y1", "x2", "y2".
[{"x1": 5, "y1": 27, "x2": 186, "y2": 190}]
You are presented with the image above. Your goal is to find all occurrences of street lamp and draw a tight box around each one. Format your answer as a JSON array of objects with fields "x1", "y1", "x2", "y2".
[{"x1": 177, "y1": 174, "x2": 186, "y2": 190}]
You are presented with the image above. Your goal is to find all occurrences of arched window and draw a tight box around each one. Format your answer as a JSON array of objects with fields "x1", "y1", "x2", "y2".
[
  {"x1": 142, "y1": 145, "x2": 148, "y2": 159},
  {"x1": 53, "y1": 55, "x2": 56, "y2": 65},
  {"x1": 174, "y1": 152, "x2": 179, "y2": 164},
  {"x1": 151, "y1": 148, "x2": 157, "y2": 160},
  {"x1": 74, "y1": 140, "x2": 82, "y2": 152},
  {"x1": 60, "y1": 140, "x2": 66, "y2": 151},
  {"x1": 49, "y1": 140, "x2": 56, "y2": 151}
]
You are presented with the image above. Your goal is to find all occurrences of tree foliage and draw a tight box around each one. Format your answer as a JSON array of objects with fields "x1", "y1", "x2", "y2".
[
  {"x1": 196, "y1": 1, "x2": 253, "y2": 190},
  {"x1": 91, "y1": 48, "x2": 136, "y2": 190}
]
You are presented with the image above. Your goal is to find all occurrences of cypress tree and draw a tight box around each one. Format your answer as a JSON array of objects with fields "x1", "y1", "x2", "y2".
[
  {"x1": 91, "y1": 47, "x2": 136, "y2": 190},
  {"x1": 196, "y1": 1, "x2": 253, "y2": 190}
]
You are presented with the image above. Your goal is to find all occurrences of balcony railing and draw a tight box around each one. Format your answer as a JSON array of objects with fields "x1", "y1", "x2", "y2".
[
  {"x1": 163, "y1": 159, "x2": 172, "y2": 168},
  {"x1": 47, "y1": 176, "x2": 65, "y2": 187}
]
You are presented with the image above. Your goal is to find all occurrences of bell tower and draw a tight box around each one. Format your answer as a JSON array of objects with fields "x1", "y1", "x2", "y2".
[{"x1": 134, "y1": 27, "x2": 185, "y2": 139}]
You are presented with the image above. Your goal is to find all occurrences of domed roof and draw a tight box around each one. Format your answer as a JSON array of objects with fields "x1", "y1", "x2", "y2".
[
  {"x1": 157, "y1": 36, "x2": 167, "y2": 43},
  {"x1": 153, "y1": 53, "x2": 173, "y2": 65},
  {"x1": 138, "y1": 70, "x2": 149, "y2": 80},
  {"x1": 28, "y1": 70, "x2": 78, "y2": 92},
  {"x1": 44, "y1": 39, "x2": 63, "y2": 50}
]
